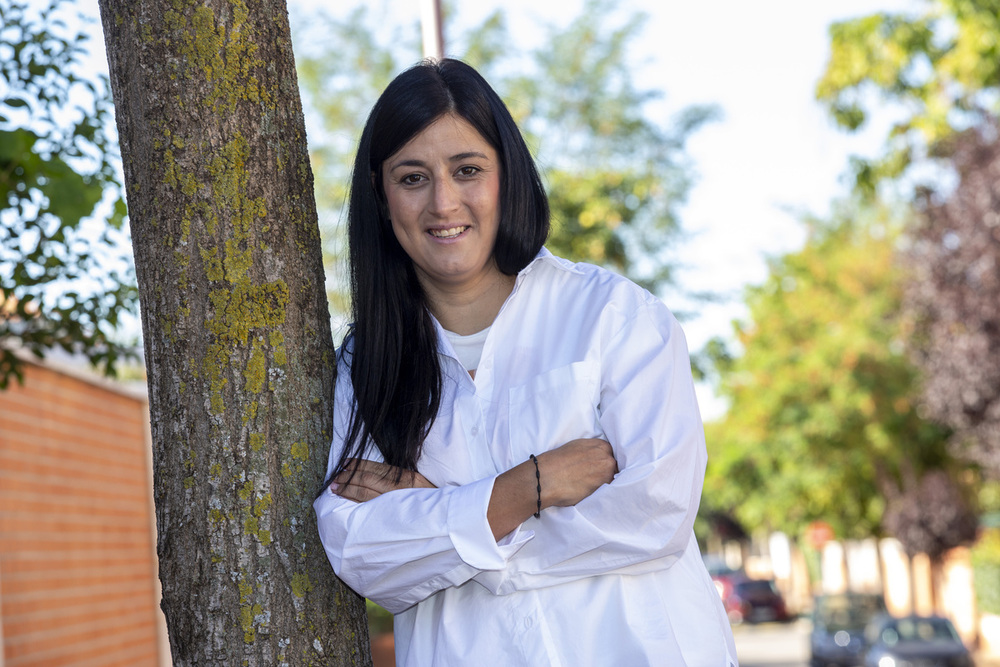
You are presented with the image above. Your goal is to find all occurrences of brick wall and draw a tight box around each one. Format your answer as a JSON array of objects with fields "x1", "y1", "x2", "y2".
[{"x1": 0, "y1": 358, "x2": 165, "y2": 667}]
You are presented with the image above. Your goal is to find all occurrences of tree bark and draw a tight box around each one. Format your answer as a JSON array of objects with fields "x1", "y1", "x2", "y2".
[{"x1": 97, "y1": 1, "x2": 370, "y2": 664}]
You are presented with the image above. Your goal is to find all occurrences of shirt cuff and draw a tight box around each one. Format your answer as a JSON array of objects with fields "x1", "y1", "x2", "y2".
[{"x1": 448, "y1": 475, "x2": 531, "y2": 570}]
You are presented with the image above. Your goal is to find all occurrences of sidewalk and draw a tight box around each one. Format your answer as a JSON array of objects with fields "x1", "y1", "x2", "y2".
[{"x1": 979, "y1": 652, "x2": 1000, "y2": 667}]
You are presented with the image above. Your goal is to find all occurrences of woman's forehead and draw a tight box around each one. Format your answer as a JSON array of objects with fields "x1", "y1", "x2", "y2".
[{"x1": 384, "y1": 113, "x2": 496, "y2": 170}]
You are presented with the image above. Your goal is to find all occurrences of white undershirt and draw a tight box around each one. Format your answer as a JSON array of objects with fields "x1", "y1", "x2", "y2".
[{"x1": 442, "y1": 326, "x2": 490, "y2": 372}]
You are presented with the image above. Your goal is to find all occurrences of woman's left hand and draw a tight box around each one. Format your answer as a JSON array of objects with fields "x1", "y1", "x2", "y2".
[{"x1": 330, "y1": 459, "x2": 436, "y2": 502}]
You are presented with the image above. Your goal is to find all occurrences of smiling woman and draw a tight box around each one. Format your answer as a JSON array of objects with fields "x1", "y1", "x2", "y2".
[{"x1": 313, "y1": 58, "x2": 738, "y2": 666}]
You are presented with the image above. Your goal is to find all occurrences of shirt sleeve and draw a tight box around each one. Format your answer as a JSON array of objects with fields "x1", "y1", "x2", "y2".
[
  {"x1": 313, "y1": 357, "x2": 531, "y2": 614},
  {"x1": 473, "y1": 300, "x2": 708, "y2": 595}
]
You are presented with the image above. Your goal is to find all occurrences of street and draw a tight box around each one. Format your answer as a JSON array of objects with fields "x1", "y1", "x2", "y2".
[
  {"x1": 731, "y1": 617, "x2": 1000, "y2": 667},
  {"x1": 733, "y1": 618, "x2": 811, "y2": 667}
]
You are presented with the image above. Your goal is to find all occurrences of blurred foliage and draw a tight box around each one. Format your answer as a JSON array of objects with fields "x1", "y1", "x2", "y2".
[
  {"x1": 816, "y1": 0, "x2": 1000, "y2": 194},
  {"x1": 972, "y1": 528, "x2": 1000, "y2": 615},
  {"x1": 981, "y1": 479, "x2": 1000, "y2": 516},
  {"x1": 700, "y1": 201, "x2": 957, "y2": 541},
  {"x1": 883, "y1": 469, "x2": 978, "y2": 561},
  {"x1": 814, "y1": 0, "x2": 999, "y2": 559},
  {"x1": 292, "y1": 0, "x2": 717, "y2": 315},
  {"x1": 904, "y1": 120, "x2": 1000, "y2": 478},
  {"x1": 365, "y1": 599, "x2": 393, "y2": 636},
  {"x1": 817, "y1": 0, "x2": 1000, "y2": 479},
  {"x1": 0, "y1": 0, "x2": 137, "y2": 388}
]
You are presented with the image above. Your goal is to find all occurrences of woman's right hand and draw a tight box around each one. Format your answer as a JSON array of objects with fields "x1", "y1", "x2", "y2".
[
  {"x1": 488, "y1": 438, "x2": 616, "y2": 541},
  {"x1": 538, "y1": 438, "x2": 618, "y2": 508}
]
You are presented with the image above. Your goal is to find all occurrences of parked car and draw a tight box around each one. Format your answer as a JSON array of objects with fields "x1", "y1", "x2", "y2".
[
  {"x1": 711, "y1": 570, "x2": 790, "y2": 624},
  {"x1": 810, "y1": 593, "x2": 887, "y2": 667},
  {"x1": 862, "y1": 614, "x2": 972, "y2": 667}
]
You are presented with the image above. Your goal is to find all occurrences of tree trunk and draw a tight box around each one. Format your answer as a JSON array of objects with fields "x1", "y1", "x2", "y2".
[{"x1": 97, "y1": 1, "x2": 370, "y2": 664}]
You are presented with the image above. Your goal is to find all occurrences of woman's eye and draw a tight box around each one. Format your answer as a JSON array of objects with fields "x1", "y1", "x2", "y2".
[
  {"x1": 401, "y1": 174, "x2": 424, "y2": 185},
  {"x1": 457, "y1": 166, "x2": 480, "y2": 177}
]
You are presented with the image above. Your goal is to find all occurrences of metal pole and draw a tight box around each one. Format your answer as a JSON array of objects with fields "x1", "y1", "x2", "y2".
[{"x1": 421, "y1": 0, "x2": 444, "y2": 60}]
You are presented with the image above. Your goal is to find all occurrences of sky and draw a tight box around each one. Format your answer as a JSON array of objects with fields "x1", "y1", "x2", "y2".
[
  {"x1": 597, "y1": 0, "x2": 916, "y2": 416},
  {"x1": 77, "y1": 0, "x2": 918, "y2": 417},
  {"x1": 407, "y1": 0, "x2": 916, "y2": 417}
]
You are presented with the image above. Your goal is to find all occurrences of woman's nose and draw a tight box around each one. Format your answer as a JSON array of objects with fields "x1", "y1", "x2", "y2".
[{"x1": 429, "y1": 178, "x2": 460, "y2": 216}]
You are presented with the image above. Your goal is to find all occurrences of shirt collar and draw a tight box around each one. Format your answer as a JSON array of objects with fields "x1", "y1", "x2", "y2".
[
  {"x1": 519, "y1": 246, "x2": 554, "y2": 276},
  {"x1": 430, "y1": 247, "x2": 577, "y2": 359},
  {"x1": 516, "y1": 246, "x2": 583, "y2": 281}
]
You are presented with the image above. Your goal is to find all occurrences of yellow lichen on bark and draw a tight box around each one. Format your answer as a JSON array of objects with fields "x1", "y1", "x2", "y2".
[
  {"x1": 244, "y1": 344, "x2": 267, "y2": 393},
  {"x1": 291, "y1": 573, "x2": 313, "y2": 599}
]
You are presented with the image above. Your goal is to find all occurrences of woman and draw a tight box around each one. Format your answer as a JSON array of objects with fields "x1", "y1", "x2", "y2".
[{"x1": 314, "y1": 58, "x2": 738, "y2": 666}]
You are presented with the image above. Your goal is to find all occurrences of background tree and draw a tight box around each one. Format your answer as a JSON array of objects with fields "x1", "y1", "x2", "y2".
[
  {"x1": 905, "y1": 121, "x2": 1000, "y2": 477},
  {"x1": 98, "y1": 0, "x2": 368, "y2": 664},
  {"x1": 700, "y1": 203, "x2": 956, "y2": 543},
  {"x1": 816, "y1": 0, "x2": 1000, "y2": 192},
  {"x1": 0, "y1": 0, "x2": 136, "y2": 388},
  {"x1": 292, "y1": 0, "x2": 716, "y2": 322},
  {"x1": 818, "y1": 0, "x2": 1000, "y2": 480},
  {"x1": 499, "y1": 2, "x2": 716, "y2": 293},
  {"x1": 883, "y1": 469, "x2": 978, "y2": 563}
]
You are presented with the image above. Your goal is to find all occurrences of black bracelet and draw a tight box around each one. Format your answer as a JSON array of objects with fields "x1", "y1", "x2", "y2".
[{"x1": 528, "y1": 454, "x2": 541, "y2": 518}]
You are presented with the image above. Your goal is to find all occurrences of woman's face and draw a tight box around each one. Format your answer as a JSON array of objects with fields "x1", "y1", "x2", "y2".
[{"x1": 381, "y1": 113, "x2": 502, "y2": 294}]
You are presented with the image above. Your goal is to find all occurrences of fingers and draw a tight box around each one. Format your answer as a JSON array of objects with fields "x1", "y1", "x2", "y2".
[
  {"x1": 329, "y1": 459, "x2": 436, "y2": 502},
  {"x1": 539, "y1": 438, "x2": 618, "y2": 507},
  {"x1": 339, "y1": 458, "x2": 395, "y2": 481},
  {"x1": 564, "y1": 438, "x2": 618, "y2": 481},
  {"x1": 331, "y1": 477, "x2": 387, "y2": 503},
  {"x1": 331, "y1": 462, "x2": 397, "y2": 501},
  {"x1": 407, "y1": 471, "x2": 436, "y2": 489}
]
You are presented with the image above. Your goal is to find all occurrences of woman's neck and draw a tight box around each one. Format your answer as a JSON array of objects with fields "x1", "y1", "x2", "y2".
[{"x1": 420, "y1": 269, "x2": 515, "y2": 335}]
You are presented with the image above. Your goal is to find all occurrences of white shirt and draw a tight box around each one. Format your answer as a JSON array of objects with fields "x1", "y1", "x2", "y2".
[{"x1": 314, "y1": 249, "x2": 739, "y2": 666}]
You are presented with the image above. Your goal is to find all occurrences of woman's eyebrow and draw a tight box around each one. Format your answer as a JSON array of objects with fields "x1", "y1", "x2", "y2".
[
  {"x1": 388, "y1": 151, "x2": 491, "y2": 173},
  {"x1": 388, "y1": 158, "x2": 426, "y2": 173},
  {"x1": 449, "y1": 151, "x2": 489, "y2": 162}
]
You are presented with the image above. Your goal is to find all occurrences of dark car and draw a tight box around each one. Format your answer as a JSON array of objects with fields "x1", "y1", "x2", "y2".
[
  {"x1": 862, "y1": 614, "x2": 972, "y2": 667},
  {"x1": 712, "y1": 571, "x2": 790, "y2": 624},
  {"x1": 810, "y1": 593, "x2": 887, "y2": 667}
]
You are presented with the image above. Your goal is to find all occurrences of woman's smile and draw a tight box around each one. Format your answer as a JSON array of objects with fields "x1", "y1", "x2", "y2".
[{"x1": 428, "y1": 225, "x2": 470, "y2": 240}]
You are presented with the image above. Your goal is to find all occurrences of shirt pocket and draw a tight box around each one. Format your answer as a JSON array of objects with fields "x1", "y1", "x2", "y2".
[{"x1": 507, "y1": 360, "x2": 604, "y2": 460}]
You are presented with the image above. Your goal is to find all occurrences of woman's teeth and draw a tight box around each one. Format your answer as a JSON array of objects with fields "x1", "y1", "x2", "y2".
[{"x1": 429, "y1": 226, "x2": 468, "y2": 239}]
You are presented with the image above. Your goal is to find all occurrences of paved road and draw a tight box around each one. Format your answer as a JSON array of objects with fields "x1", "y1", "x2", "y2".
[
  {"x1": 733, "y1": 618, "x2": 811, "y2": 667},
  {"x1": 731, "y1": 618, "x2": 1000, "y2": 667}
]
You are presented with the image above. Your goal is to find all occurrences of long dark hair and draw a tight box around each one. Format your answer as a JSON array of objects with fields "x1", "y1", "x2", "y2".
[{"x1": 329, "y1": 59, "x2": 549, "y2": 483}]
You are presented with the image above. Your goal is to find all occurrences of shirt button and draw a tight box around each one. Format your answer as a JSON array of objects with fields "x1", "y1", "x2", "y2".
[
  {"x1": 470, "y1": 425, "x2": 479, "y2": 437},
  {"x1": 524, "y1": 617, "x2": 534, "y2": 629}
]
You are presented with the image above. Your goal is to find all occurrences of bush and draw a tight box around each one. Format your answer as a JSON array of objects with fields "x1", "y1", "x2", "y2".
[
  {"x1": 366, "y1": 599, "x2": 393, "y2": 636},
  {"x1": 972, "y1": 528, "x2": 1000, "y2": 616}
]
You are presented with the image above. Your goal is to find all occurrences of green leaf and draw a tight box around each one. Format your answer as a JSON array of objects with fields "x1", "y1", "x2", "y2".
[
  {"x1": 0, "y1": 0, "x2": 135, "y2": 389},
  {"x1": 0, "y1": 128, "x2": 39, "y2": 160},
  {"x1": 38, "y1": 156, "x2": 102, "y2": 228},
  {"x1": 107, "y1": 195, "x2": 128, "y2": 230},
  {"x1": 817, "y1": 2, "x2": 1000, "y2": 190}
]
